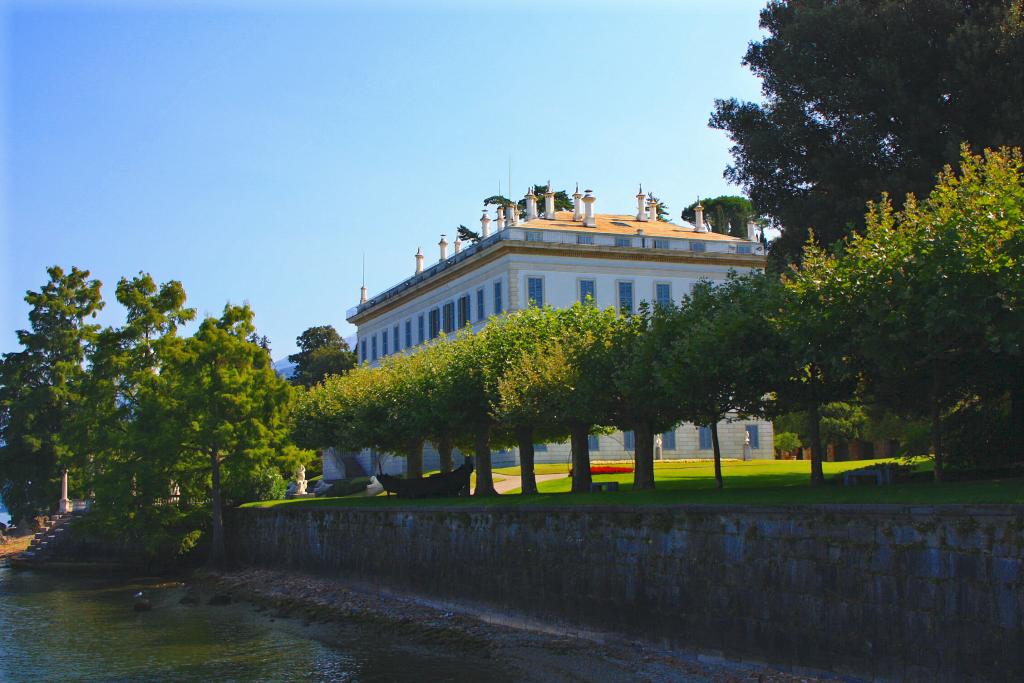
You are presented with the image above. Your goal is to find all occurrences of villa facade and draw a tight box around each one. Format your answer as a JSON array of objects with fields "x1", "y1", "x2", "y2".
[{"x1": 328, "y1": 185, "x2": 774, "y2": 478}]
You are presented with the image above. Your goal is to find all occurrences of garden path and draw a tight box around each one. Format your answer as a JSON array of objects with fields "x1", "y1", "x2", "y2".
[{"x1": 492, "y1": 472, "x2": 568, "y2": 494}]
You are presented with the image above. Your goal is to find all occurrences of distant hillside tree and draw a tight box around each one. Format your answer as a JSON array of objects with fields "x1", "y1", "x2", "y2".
[
  {"x1": 288, "y1": 325, "x2": 357, "y2": 388},
  {"x1": 681, "y1": 196, "x2": 755, "y2": 238}
]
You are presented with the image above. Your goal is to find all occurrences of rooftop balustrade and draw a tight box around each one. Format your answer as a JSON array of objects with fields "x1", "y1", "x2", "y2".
[{"x1": 347, "y1": 226, "x2": 763, "y2": 320}]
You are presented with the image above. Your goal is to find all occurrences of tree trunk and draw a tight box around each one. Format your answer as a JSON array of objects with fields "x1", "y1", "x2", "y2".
[
  {"x1": 809, "y1": 405, "x2": 825, "y2": 486},
  {"x1": 1010, "y1": 375, "x2": 1024, "y2": 464},
  {"x1": 930, "y1": 361, "x2": 944, "y2": 482},
  {"x1": 710, "y1": 421, "x2": 724, "y2": 489},
  {"x1": 570, "y1": 425, "x2": 592, "y2": 493},
  {"x1": 633, "y1": 423, "x2": 656, "y2": 490},
  {"x1": 516, "y1": 428, "x2": 538, "y2": 495},
  {"x1": 474, "y1": 426, "x2": 497, "y2": 496},
  {"x1": 406, "y1": 440, "x2": 423, "y2": 479},
  {"x1": 437, "y1": 435, "x2": 454, "y2": 473},
  {"x1": 208, "y1": 451, "x2": 225, "y2": 568}
]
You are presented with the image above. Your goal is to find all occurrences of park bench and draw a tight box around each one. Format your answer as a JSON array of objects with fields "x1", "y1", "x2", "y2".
[
  {"x1": 590, "y1": 481, "x2": 619, "y2": 493},
  {"x1": 842, "y1": 466, "x2": 896, "y2": 487}
]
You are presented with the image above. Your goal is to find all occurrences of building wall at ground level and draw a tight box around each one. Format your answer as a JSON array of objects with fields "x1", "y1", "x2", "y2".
[
  {"x1": 332, "y1": 418, "x2": 773, "y2": 478},
  {"x1": 227, "y1": 504, "x2": 1024, "y2": 682}
]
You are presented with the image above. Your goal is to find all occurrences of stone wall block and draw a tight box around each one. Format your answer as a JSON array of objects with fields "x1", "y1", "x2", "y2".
[{"x1": 226, "y1": 505, "x2": 1024, "y2": 682}]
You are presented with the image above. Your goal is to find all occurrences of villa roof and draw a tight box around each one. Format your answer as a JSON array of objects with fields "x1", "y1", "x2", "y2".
[{"x1": 520, "y1": 211, "x2": 745, "y2": 241}]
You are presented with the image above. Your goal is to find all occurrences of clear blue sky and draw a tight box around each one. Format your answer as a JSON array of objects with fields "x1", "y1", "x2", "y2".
[{"x1": 2, "y1": 0, "x2": 766, "y2": 359}]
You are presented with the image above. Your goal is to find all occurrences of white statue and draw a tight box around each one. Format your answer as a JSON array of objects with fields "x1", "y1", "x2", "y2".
[
  {"x1": 743, "y1": 432, "x2": 752, "y2": 462},
  {"x1": 294, "y1": 465, "x2": 307, "y2": 496}
]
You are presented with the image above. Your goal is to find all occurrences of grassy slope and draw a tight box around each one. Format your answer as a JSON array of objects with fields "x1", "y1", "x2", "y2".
[{"x1": 242, "y1": 458, "x2": 1024, "y2": 509}]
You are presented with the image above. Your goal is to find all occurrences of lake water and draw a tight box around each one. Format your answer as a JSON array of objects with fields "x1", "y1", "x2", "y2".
[{"x1": 0, "y1": 568, "x2": 516, "y2": 683}]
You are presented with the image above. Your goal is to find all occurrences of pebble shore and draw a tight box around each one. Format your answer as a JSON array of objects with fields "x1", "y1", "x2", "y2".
[{"x1": 196, "y1": 568, "x2": 841, "y2": 683}]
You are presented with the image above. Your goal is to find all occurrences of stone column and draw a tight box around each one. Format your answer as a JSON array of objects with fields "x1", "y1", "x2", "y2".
[{"x1": 58, "y1": 469, "x2": 72, "y2": 514}]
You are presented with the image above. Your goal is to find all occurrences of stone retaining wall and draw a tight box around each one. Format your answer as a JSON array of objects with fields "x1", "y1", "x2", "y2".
[{"x1": 227, "y1": 504, "x2": 1024, "y2": 681}]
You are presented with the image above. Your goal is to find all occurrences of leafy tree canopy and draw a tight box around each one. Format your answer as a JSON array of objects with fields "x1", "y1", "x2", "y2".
[
  {"x1": 711, "y1": 0, "x2": 1024, "y2": 265},
  {"x1": 287, "y1": 325, "x2": 356, "y2": 389},
  {"x1": 0, "y1": 266, "x2": 103, "y2": 523}
]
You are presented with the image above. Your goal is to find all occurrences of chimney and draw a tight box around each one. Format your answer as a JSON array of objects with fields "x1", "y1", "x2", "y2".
[
  {"x1": 543, "y1": 181, "x2": 556, "y2": 219},
  {"x1": 525, "y1": 188, "x2": 538, "y2": 221},
  {"x1": 746, "y1": 218, "x2": 759, "y2": 242},
  {"x1": 414, "y1": 247, "x2": 424, "y2": 274},
  {"x1": 582, "y1": 189, "x2": 597, "y2": 227},
  {"x1": 454, "y1": 238, "x2": 462, "y2": 254},
  {"x1": 480, "y1": 208, "x2": 492, "y2": 238},
  {"x1": 508, "y1": 202, "x2": 519, "y2": 226},
  {"x1": 694, "y1": 200, "x2": 707, "y2": 233},
  {"x1": 439, "y1": 234, "x2": 449, "y2": 261},
  {"x1": 360, "y1": 285, "x2": 368, "y2": 304},
  {"x1": 496, "y1": 205, "x2": 506, "y2": 230},
  {"x1": 572, "y1": 184, "x2": 583, "y2": 221},
  {"x1": 648, "y1": 196, "x2": 659, "y2": 222},
  {"x1": 636, "y1": 185, "x2": 648, "y2": 222}
]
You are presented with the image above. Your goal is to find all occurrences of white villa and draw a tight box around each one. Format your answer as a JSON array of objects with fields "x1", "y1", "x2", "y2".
[{"x1": 326, "y1": 185, "x2": 773, "y2": 480}]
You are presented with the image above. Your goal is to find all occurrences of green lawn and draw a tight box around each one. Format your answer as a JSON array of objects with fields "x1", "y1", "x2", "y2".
[{"x1": 241, "y1": 458, "x2": 1024, "y2": 509}]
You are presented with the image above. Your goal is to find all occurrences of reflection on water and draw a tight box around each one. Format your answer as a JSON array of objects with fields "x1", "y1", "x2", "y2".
[{"x1": 0, "y1": 568, "x2": 508, "y2": 683}]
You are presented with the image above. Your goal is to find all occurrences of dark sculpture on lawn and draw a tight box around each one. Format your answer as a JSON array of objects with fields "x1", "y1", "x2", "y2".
[{"x1": 379, "y1": 458, "x2": 474, "y2": 498}]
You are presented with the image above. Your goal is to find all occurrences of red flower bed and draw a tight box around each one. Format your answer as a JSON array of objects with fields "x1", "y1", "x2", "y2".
[
  {"x1": 591, "y1": 465, "x2": 634, "y2": 474},
  {"x1": 569, "y1": 465, "x2": 635, "y2": 476}
]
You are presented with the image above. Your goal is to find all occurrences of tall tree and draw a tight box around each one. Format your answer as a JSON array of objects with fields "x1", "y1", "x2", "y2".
[
  {"x1": 288, "y1": 325, "x2": 356, "y2": 388},
  {"x1": 711, "y1": 0, "x2": 1024, "y2": 265},
  {"x1": 609, "y1": 305, "x2": 681, "y2": 490},
  {"x1": 163, "y1": 304, "x2": 301, "y2": 566},
  {"x1": 656, "y1": 273, "x2": 779, "y2": 488},
  {"x1": 796, "y1": 146, "x2": 1024, "y2": 478},
  {"x1": 552, "y1": 304, "x2": 620, "y2": 494},
  {"x1": 491, "y1": 307, "x2": 571, "y2": 494},
  {"x1": 0, "y1": 266, "x2": 103, "y2": 524},
  {"x1": 71, "y1": 274, "x2": 199, "y2": 563},
  {"x1": 775, "y1": 252, "x2": 859, "y2": 485},
  {"x1": 681, "y1": 196, "x2": 755, "y2": 238}
]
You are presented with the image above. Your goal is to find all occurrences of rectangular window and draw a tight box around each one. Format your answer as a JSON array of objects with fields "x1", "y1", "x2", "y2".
[
  {"x1": 576, "y1": 234, "x2": 594, "y2": 245},
  {"x1": 746, "y1": 425, "x2": 760, "y2": 449},
  {"x1": 429, "y1": 309, "x2": 440, "y2": 339},
  {"x1": 623, "y1": 430, "x2": 635, "y2": 450},
  {"x1": 525, "y1": 230, "x2": 543, "y2": 242},
  {"x1": 405, "y1": 320, "x2": 412, "y2": 348},
  {"x1": 371, "y1": 335, "x2": 378, "y2": 361},
  {"x1": 458, "y1": 294, "x2": 471, "y2": 328},
  {"x1": 655, "y1": 283, "x2": 672, "y2": 308},
  {"x1": 579, "y1": 279, "x2": 596, "y2": 304},
  {"x1": 381, "y1": 329, "x2": 388, "y2": 356},
  {"x1": 699, "y1": 426, "x2": 712, "y2": 450},
  {"x1": 653, "y1": 238, "x2": 670, "y2": 249},
  {"x1": 533, "y1": 443, "x2": 547, "y2": 452},
  {"x1": 617, "y1": 281, "x2": 634, "y2": 314},
  {"x1": 393, "y1": 325, "x2": 400, "y2": 352},
  {"x1": 476, "y1": 288, "x2": 485, "y2": 321},
  {"x1": 737, "y1": 244, "x2": 753, "y2": 254},
  {"x1": 614, "y1": 237, "x2": 632, "y2": 248},
  {"x1": 690, "y1": 241, "x2": 706, "y2": 252},
  {"x1": 360, "y1": 339, "x2": 366, "y2": 363},
  {"x1": 662, "y1": 429, "x2": 676, "y2": 450},
  {"x1": 418, "y1": 314, "x2": 426, "y2": 343},
  {"x1": 587, "y1": 434, "x2": 600, "y2": 451},
  {"x1": 527, "y1": 277, "x2": 544, "y2": 307},
  {"x1": 493, "y1": 281, "x2": 503, "y2": 313},
  {"x1": 442, "y1": 301, "x2": 456, "y2": 333}
]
